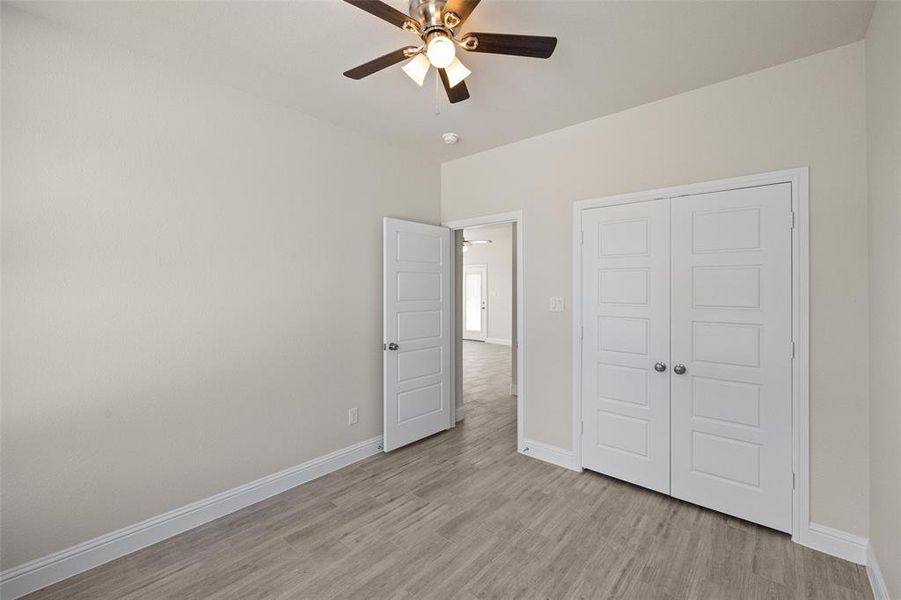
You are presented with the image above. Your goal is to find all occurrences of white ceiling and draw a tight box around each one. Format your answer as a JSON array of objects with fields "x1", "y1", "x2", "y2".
[{"x1": 12, "y1": 0, "x2": 874, "y2": 162}]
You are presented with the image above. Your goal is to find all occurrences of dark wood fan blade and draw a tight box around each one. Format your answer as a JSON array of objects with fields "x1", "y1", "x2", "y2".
[
  {"x1": 438, "y1": 68, "x2": 470, "y2": 104},
  {"x1": 343, "y1": 47, "x2": 416, "y2": 79},
  {"x1": 342, "y1": 0, "x2": 416, "y2": 30},
  {"x1": 464, "y1": 33, "x2": 557, "y2": 58},
  {"x1": 443, "y1": 0, "x2": 481, "y2": 25}
]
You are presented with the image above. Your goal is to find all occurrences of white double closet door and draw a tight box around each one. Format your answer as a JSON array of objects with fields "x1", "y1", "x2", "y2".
[{"x1": 581, "y1": 183, "x2": 793, "y2": 532}]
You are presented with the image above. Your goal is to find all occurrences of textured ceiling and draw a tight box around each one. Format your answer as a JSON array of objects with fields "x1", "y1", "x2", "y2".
[{"x1": 12, "y1": 0, "x2": 875, "y2": 162}]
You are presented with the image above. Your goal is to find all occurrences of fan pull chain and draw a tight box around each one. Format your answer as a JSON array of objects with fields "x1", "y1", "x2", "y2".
[{"x1": 434, "y1": 70, "x2": 441, "y2": 116}]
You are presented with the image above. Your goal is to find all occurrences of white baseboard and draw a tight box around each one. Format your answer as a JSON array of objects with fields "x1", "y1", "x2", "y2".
[
  {"x1": 520, "y1": 438, "x2": 580, "y2": 472},
  {"x1": 867, "y1": 543, "x2": 890, "y2": 600},
  {"x1": 485, "y1": 337, "x2": 512, "y2": 346},
  {"x1": 798, "y1": 522, "x2": 868, "y2": 565},
  {"x1": 0, "y1": 436, "x2": 383, "y2": 600},
  {"x1": 4, "y1": 434, "x2": 881, "y2": 600}
]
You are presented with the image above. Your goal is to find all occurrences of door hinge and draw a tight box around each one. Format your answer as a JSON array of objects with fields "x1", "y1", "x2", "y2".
[
  {"x1": 581, "y1": 421, "x2": 584, "y2": 434},
  {"x1": 792, "y1": 472, "x2": 796, "y2": 489},
  {"x1": 383, "y1": 343, "x2": 387, "y2": 351},
  {"x1": 581, "y1": 326, "x2": 585, "y2": 341},
  {"x1": 789, "y1": 211, "x2": 795, "y2": 229},
  {"x1": 790, "y1": 341, "x2": 795, "y2": 358},
  {"x1": 580, "y1": 230, "x2": 585, "y2": 245}
]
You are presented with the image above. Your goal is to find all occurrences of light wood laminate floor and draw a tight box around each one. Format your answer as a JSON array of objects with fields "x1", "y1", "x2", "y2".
[{"x1": 26, "y1": 341, "x2": 872, "y2": 599}]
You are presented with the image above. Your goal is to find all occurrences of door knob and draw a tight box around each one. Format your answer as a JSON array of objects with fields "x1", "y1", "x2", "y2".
[
  {"x1": 654, "y1": 362, "x2": 667, "y2": 372},
  {"x1": 387, "y1": 342, "x2": 399, "y2": 351},
  {"x1": 673, "y1": 363, "x2": 687, "y2": 375}
]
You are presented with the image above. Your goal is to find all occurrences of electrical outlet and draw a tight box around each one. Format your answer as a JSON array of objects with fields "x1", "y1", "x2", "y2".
[
  {"x1": 348, "y1": 407, "x2": 359, "y2": 425},
  {"x1": 549, "y1": 296, "x2": 565, "y2": 312}
]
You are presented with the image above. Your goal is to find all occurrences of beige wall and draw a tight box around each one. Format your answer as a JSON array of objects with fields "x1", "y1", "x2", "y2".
[
  {"x1": 865, "y1": 2, "x2": 901, "y2": 596},
  {"x1": 442, "y1": 43, "x2": 870, "y2": 536},
  {"x1": 463, "y1": 224, "x2": 513, "y2": 344},
  {"x1": 1, "y1": 2, "x2": 883, "y2": 574},
  {"x1": 0, "y1": 8, "x2": 439, "y2": 569}
]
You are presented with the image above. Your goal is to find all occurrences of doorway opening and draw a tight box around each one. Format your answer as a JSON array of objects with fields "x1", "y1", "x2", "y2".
[{"x1": 444, "y1": 213, "x2": 524, "y2": 452}]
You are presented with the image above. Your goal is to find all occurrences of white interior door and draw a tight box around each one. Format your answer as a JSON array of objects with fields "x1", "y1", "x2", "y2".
[
  {"x1": 581, "y1": 199, "x2": 671, "y2": 494},
  {"x1": 463, "y1": 264, "x2": 487, "y2": 341},
  {"x1": 383, "y1": 218, "x2": 452, "y2": 452},
  {"x1": 670, "y1": 184, "x2": 793, "y2": 532}
]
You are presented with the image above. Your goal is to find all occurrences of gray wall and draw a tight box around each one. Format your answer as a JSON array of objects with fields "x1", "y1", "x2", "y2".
[
  {"x1": 0, "y1": 7, "x2": 439, "y2": 568},
  {"x1": 1, "y1": 2, "x2": 889, "y2": 577},
  {"x1": 442, "y1": 43, "x2": 870, "y2": 537},
  {"x1": 865, "y1": 2, "x2": 901, "y2": 596}
]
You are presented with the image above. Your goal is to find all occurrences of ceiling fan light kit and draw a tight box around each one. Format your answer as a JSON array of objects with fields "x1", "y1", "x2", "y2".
[
  {"x1": 402, "y1": 53, "x2": 431, "y2": 86},
  {"x1": 443, "y1": 57, "x2": 471, "y2": 88},
  {"x1": 342, "y1": 0, "x2": 557, "y2": 104},
  {"x1": 426, "y1": 32, "x2": 456, "y2": 68}
]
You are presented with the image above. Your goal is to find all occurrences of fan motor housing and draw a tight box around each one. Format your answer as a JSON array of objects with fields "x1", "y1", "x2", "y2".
[{"x1": 408, "y1": 0, "x2": 448, "y2": 30}]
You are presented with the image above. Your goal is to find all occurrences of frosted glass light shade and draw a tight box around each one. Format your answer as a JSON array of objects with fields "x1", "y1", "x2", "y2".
[
  {"x1": 444, "y1": 57, "x2": 471, "y2": 88},
  {"x1": 426, "y1": 35, "x2": 456, "y2": 68},
  {"x1": 402, "y1": 53, "x2": 431, "y2": 87}
]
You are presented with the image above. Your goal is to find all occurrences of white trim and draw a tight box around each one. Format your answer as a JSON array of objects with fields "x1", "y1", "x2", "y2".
[
  {"x1": 572, "y1": 197, "x2": 585, "y2": 473},
  {"x1": 449, "y1": 228, "x2": 457, "y2": 427},
  {"x1": 444, "y1": 211, "x2": 524, "y2": 455},
  {"x1": 485, "y1": 337, "x2": 512, "y2": 346},
  {"x1": 521, "y1": 439, "x2": 579, "y2": 471},
  {"x1": 797, "y1": 523, "x2": 868, "y2": 565},
  {"x1": 444, "y1": 211, "x2": 522, "y2": 230},
  {"x1": 0, "y1": 436, "x2": 383, "y2": 600},
  {"x1": 867, "y1": 543, "x2": 890, "y2": 600},
  {"x1": 572, "y1": 168, "x2": 810, "y2": 542},
  {"x1": 793, "y1": 169, "x2": 811, "y2": 554}
]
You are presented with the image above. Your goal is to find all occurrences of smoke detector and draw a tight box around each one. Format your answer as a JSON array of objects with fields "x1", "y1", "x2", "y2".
[{"x1": 442, "y1": 132, "x2": 460, "y2": 145}]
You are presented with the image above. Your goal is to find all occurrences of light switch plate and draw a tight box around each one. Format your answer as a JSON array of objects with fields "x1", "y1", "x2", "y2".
[{"x1": 549, "y1": 296, "x2": 565, "y2": 312}]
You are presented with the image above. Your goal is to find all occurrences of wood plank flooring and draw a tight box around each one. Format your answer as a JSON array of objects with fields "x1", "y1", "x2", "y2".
[{"x1": 26, "y1": 341, "x2": 872, "y2": 599}]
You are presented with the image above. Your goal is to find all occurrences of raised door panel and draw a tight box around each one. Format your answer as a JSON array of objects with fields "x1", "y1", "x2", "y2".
[
  {"x1": 670, "y1": 183, "x2": 793, "y2": 533},
  {"x1": 384, "y1": 219, "x2": 452, "y2": 452},
  {"x1": 581, "y1": 199, "x2": 670, "y2": 494}
]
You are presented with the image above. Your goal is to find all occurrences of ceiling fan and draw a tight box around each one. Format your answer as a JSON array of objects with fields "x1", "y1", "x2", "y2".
[
  {"x1": 342, "y1": 0, "x2": 558, "y2": 104},
  {"x1": 462, "y1": 238, "x2": 491, "y2": 252}
]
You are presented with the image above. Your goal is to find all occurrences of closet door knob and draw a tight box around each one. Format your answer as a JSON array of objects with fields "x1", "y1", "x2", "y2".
[
  {"x1": 654, "y1": 362, "x2": 667, "y2": 372},
  {"x1": 673, "y1": 364, "x2": 687, "y2": 375}
]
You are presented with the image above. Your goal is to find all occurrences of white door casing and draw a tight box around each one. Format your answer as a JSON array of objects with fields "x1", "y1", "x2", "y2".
[
  {"x1": 670, "y1": 184, "x2": 793, "y2": 532},
  {"x1": 383, "y1": 218, "x2": 452, "y2": 452},
  {"x1": 463, "y1": 264, "x2": 487, "y2": 341},
  {"x1": 581, "y1": 199, "x2": 671, "y2": 494}
]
